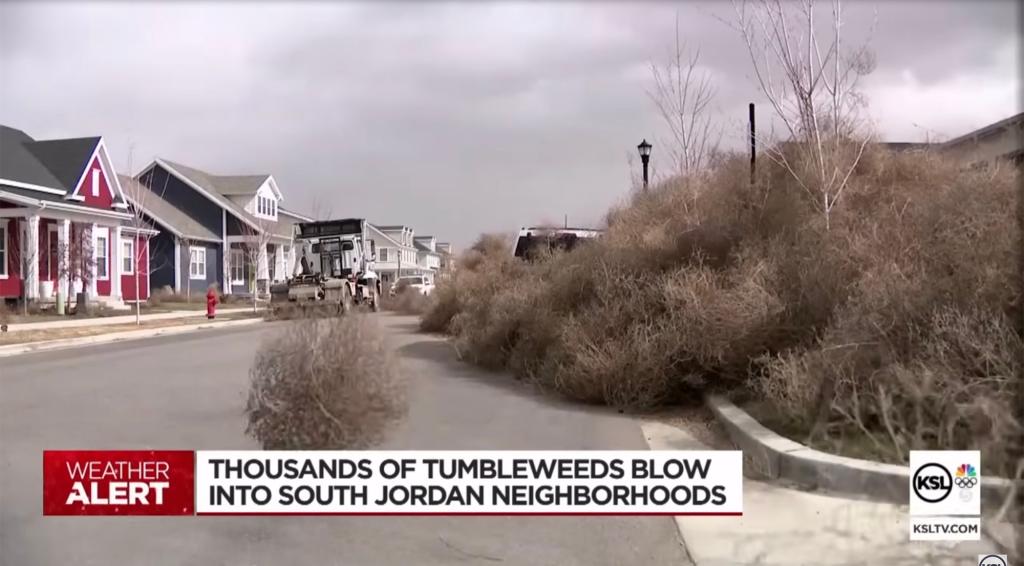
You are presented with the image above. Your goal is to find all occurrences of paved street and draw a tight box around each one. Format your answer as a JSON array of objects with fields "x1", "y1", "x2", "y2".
[{"x1": 0, "y1": 314, "x2": 689, "y2": 566}]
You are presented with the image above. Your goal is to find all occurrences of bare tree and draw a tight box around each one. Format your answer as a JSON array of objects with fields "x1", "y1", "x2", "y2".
[
  {"x1": 56, "y1": 227, "x2": 93, "y2": 314},
  {"x1": 121, "y1": 149, "x2": 172, "y2": 324},
  {"x1": 731, "y1": 0, "x2": 876, "y2": 229},
  {"x1": 648, "y1": 13, "x2": 721, "y2": 178},
  {"x1": 9, "y1": 222, "x2": 40, "y2": 316},
  {"x1": 236, "y1": 216, "x2": 276, "y2": 314},
  {"x1": 178, "y1": 236, "x2": 200, "y2": 304}
]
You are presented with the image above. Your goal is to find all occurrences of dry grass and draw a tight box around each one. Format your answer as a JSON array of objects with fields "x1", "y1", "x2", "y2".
[
  {"x1": 245, "y1": 314, "x2": 407, "y2": 449},
  {"x1": 420, "y1": 146, "x2": 1022, "y2": 477}
]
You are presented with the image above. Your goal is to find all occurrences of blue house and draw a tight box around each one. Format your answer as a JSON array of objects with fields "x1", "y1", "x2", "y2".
[{"x1": 126, "y1": 159, "x2": 311, "y2": 296}]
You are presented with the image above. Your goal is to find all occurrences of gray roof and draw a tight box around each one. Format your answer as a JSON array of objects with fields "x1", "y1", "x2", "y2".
[
  {"x1": 0, "y1": 125, "x2": 99, "y2": 192},
  {"x1": 942, "y1": 112, "x2": 1024, "y2": 148},
  {"x1": 161, "y1": 159, "x2": 269, "y2": 197},
  {"x1": 413, "y1": 240, "x2": 439, "y2": 254},
  {"x1": 279, "y1": 206, "x2": 313, "y2": 221},
  {"x1": 119, "y1": 174, "x2": 220, "y2": 242},
  {"x1": 158, "y1": 159, "x2": 292, "y2": 240}
]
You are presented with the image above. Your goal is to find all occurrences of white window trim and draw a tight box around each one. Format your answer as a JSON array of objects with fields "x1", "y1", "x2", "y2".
[
  {"x1": 122, "y1": 238, "x2": 135, "y2": 276},
  {"x1": 189, "y1": 246, "x2": 207, "y2": 280},
  {"x1": 230, "y1": 249, "x2": 245, "y2": 284},
  {"x1": 95, "y1": 227, "x2": 109, "y2": 281},
  {"x1": 91, "y1": 169, "x2": 101, "y2": 197},
  {"x1": 0, "y1": 221, "x2": 8, "y2": 279}
]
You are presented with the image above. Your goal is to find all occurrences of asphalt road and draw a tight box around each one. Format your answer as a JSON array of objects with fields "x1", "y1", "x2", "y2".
[{"x1": 0, "y1": 314, "x2": 690, "y2": 566}]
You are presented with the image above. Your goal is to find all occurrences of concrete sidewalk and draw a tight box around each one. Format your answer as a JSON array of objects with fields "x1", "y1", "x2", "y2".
[
  {"x1": 3, "y1": 308, "x2": 254, "y2": 332},
  {"x1": 642, "y1": 421, "x2": 997, "y2": 566},
  {"x1": 0, "y1": 318, "x2": 264, "y2": 357}
]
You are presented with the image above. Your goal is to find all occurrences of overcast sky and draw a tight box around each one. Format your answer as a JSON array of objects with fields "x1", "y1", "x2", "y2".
[{"x1": 1, "y1": 1, "x2": 1018, "y2": 246}]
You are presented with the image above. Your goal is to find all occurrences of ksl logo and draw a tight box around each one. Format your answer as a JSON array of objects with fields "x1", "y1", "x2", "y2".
[
  {"x1": 912, "y1": 463, "x2": 952, "y2": 502},
  {"x1": 978, "y1": 554, "x2": 1008, "y2": 566},
  {"x1": 909, "y1": 450, "x2": 980, "y2": 516}
]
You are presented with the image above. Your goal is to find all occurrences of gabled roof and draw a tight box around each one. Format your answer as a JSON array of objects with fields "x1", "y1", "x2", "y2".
[
  {"x1": 118, "y1": 174, "x2": 221, "y2": 242},
  {"x1": 160, "y1": 159, "x2": 271, "y2": 199},
  {"x1": 23, "y1": 136, "x2": 101, "y2": 190},
  {"x1": 413, "y1": 240, "x2": 439, "y2": 254},
  {"x1": 279, "y1": 206, "x2": 313, "y2": 222},
  {"x1": 0, "y1": 125, "x2": 98, "y2": 192},
  {"x1": 146, "y1": 158, "x2": 283, "y2": 237},
  {"x1": 942, "y1": 112, "x2": 1024, "y2": 148},
  {"x1": 366, "y1": 223, "x2": 406, "y2": 248}
]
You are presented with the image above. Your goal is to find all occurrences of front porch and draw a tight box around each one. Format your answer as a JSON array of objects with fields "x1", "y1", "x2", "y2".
[
  {"x1": 0, "y1": 205, "x2": 153, "y2": 308},
  {"x1": 224, "y1": 236, "x2": 293, "y2": 297}
]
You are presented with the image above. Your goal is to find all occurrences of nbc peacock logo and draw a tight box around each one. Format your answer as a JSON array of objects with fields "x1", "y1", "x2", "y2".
[{"x1": 955, "y1": 463, "x2": 978, "y2": 501}]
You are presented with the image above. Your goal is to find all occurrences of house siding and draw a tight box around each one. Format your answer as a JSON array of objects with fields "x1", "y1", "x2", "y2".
[
  {"x1": 77, "y1": 155, "x2": 115, "y2": 209},
  {"x1": 148, "y1": 230, "x2": 177, "y2": 293},
  {"x1": 180, "y1": 241, "x2": 221, "y2": 294},
  {"x1": 0, "y1": 217, "x2": 23, "y2": 298},
  {"x1": 139, "y1": 165, "x2": 223, "y2": 238},
  {"x1": 94, "y1": 227, "x2": 112, "y2": 296},
  {"x1": 120, "y1": 235, "x2": 150, "y2": 301}
]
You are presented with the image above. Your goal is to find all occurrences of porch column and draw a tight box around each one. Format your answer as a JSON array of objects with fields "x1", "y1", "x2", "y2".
[
  {"x1": 256, "y1": 244, "x2": 269, "y2": 294},
  {"x1": 57, "y1": 219, "x2": 70, "y2": 298},
  {"x1": 174, "y1": 239, "x2": 181, "y2": 293},
  {"x1": 24, "y1": 215, "x2": 40, "y2": 300},
  {"x1": 274, "y1": 244, "x2": 284, "y2": 282},
  {"x1": 88, "y1": 222, "x2": 98, "y2": 297},
  {"x1": 112, "y1": 226, "x2": 123, "y2": 299},
  {"x1": 223, "y1": 242, "x2": 232, "y2": 295}
]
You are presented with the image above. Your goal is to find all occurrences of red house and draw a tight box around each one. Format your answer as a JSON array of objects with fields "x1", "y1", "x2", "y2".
[{"x1": 0, "y1": 125, "x2": 157, "y2": 307}]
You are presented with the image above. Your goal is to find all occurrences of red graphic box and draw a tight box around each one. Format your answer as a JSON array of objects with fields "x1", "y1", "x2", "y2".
[{"x1": 43, "y1": 450, "x2": 194, "y2": 515}]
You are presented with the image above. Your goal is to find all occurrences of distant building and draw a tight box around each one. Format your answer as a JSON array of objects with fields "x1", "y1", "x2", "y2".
[
  {"x1": 882, "y1": 112, "x2": 1024, "y2": 168},
  {"x1": 939, "y1": 112, "x2": 1024, "y2": 168},
  {"x1": 436, "y1": 242, "x2": 455, "y2": 278},
  {"x1": 365, "y1": 224, "x2": 419, "y2": 286}
]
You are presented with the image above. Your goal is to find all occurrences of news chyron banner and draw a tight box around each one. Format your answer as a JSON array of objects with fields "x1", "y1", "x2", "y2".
[{"x1": 43, "y1": 450, "x2": 744, "y2": 516}]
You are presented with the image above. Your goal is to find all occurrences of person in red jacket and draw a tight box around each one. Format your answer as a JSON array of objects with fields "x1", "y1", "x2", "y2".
[{"x1": 206, "y1": 284, "x2": 219, "y2": 319}]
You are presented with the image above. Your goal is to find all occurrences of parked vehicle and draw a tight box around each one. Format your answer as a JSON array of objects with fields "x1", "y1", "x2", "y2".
[
  {"x1": 512, "y1": 226, "x2": 602, "y2": 260},
  {"x1": 389, "y1": 275, "x2": 434, "y2": 298},
  {"x1": 270, "y1": 218, "x2": 381, "y2": 314}
]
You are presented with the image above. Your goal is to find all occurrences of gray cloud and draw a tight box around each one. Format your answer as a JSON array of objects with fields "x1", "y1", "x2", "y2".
[{"x1": 1, "y1": 1, "x2": 1018, "y2": 246}]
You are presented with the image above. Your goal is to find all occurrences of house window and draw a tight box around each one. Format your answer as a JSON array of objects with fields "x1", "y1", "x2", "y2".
[
  {"x1": 230, "y1": 249, "x2": 245, "y2": 284},
  {"x1": 91, "y1": 169, "x2": 101, "y2": 197},
  {"x1": 378, "y1": 247, "x2": 389, "y2": 262},
  {"x1": 189, "y1": 246, "x2": 207, "y2": 280},
  {"x1": 122, "y1": 238, "x2": 135, "y2": 275},
  {"x1": 95, "y1": 229, "x2": 108, "y2": 280},
  {"x1": 0, "y1": 222, "x2": 7, "y2": 278}
]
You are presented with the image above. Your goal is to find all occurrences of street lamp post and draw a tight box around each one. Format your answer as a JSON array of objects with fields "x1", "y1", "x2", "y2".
[{"x1": 637, "y1": 139, "x2": 652, "y2": 190}]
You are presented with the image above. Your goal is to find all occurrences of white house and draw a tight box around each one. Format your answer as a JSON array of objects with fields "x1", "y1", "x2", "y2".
[
  {"x1": 413, "y1": 235, "x2": 441, "y2": 273},
  {"x1": 366, "y1": 224, "x2": 419, "y2": 287}
]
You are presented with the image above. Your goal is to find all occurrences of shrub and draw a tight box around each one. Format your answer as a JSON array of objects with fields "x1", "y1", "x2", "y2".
[
  {"x1": 387, "y1": 287, "x2": 431, "y2": 315},
  {"x1": 245, "y1": 314, "x2": 407, "y2": 449},
  {"x1": 421, "y1": 146, "x2": 1021, "y2": 476}
]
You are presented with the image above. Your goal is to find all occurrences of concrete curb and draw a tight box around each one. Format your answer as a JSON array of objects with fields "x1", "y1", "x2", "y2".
[
  {"x1": 0, "y1": 318, "x2": 265, "y2": 358},
  {"x1": 706, "y1": 394, "x2": 1019, "y2": 508}
]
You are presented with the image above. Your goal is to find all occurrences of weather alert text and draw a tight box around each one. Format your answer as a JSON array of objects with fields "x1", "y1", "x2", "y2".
[{"x1": 43, "y1": 451, "x2": 195, "y2": 515}]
